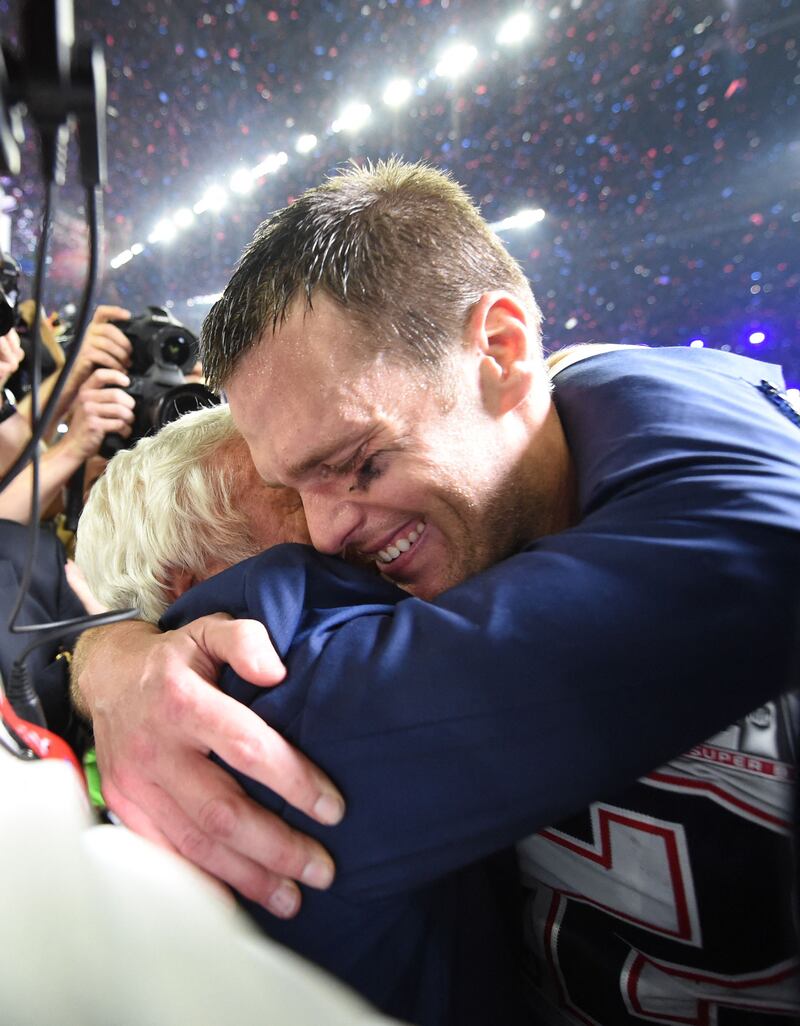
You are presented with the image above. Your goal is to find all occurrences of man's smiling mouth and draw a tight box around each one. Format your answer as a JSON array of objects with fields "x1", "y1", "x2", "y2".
[{"x1": 376, "y1": 520, "x2": 427, "y2": 564}]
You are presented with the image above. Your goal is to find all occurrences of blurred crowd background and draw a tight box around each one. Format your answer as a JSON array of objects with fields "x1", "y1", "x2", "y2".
[{"x1": 1, "y1": 0, "x2": 798, "y2": 379}]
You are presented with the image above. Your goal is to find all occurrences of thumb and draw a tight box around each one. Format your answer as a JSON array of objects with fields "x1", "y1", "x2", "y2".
[{"x1": 185, "y1": 614, "x2": 287, "y2": 687}]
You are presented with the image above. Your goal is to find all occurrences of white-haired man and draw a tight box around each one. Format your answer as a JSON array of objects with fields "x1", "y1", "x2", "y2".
[{"x1": 76, "y1": 404, "x2": 309, "y2": 620}]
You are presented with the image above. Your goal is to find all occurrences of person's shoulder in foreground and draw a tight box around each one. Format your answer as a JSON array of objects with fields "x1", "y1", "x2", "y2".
[
  {"x1": 549, "y1": 343, "x2": 800, "y2": 537},
  {"x1": 0, "y1": 743, "x2": 402, "y2": 1026}
]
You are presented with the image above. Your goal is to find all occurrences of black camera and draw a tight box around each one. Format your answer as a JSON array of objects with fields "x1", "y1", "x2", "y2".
[
  {"x1": 0, "y1": 249, "x2": 21, "y2": 336},
  {"x1": 100, "y1": 305, "x2": 219, "y2": 457}
]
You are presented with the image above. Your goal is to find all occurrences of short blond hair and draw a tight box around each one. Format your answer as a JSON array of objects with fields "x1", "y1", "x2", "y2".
[
  {"x1": 201, "y1": 158, "x2": 543, "y2": 389},
  {"x1": 76, "y1": 405, "x2": 262, "y2": 622}
]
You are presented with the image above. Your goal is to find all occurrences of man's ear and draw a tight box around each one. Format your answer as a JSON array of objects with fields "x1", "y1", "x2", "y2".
[
  {"x1": 164, "y1": 568, "x2": 196, "y2": 603},
  {"x1": 469, "y1": 292, "x2": 536, "y2": 417}
]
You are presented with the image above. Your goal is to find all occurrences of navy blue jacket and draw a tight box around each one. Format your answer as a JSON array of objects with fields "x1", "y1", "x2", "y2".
[{"x1": 164, "y1": 346, "x2": 800, "y2": 1025}]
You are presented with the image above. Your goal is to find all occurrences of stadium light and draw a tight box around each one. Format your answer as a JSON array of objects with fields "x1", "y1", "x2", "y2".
[
  {"x1": 193, "y1": 184, "x2": 227, "y2": 215},
  {"x1": 332, "y1": 102, "x2": 371, "y2": 134},
  {"x1": 230, "y1": 168, "x2": 254, "y2": 194},
  {"x1": 490, "y1": 207, "x2": 546, "y2": 232},
  {"x1": 252, "y1": 151, "x2": 288, "y2": 177},
  {"x1": 110, "y1": 249, "x2": 133, "y2": 269},
  {"x1": 295, "y1": 133, "x2": 317, "y2": 154},
  {"x1": 383, "y1": 78, "x2": 413, "y2": 108},
  {"x1": 496, "y1": 11, "x2": 533, "y2": 46},
  {"x1": 148, "y1": 219, "x2": 177, "y2": 245},
  {"x1": 435, "y1": 43, "x2": 477, "y2": 79},
  {"x1": 173, "y1": 207, "x2": 195, "y2": 229}
]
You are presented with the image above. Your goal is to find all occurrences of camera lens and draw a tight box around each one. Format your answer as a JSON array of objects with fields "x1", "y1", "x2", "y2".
[
  {"x1": 153, "y1": 383, "x2": 219, "y2": 430},
  {"x1": 159, "y1": 330, "x2": 190, "y2": 366}
]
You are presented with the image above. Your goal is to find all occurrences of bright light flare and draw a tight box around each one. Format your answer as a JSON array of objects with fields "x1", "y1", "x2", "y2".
[
  {"x1": 295, "y1": 134, "x2": 317, "y2": 154},
  {"x1": 230, "y1": 168, "x2": 254, "y2": 194},
  {"x1": 252, "y1": 151, "x2": 288, "y2": 177},
  {"x1": 496, "y1": 11, "x2": 533, "y2": 46},
  {"x1": 130, "y1": 242, "x2": 144, "y2": 255},
  {"x1": 749, "y1": 330, "x2": 766, "y2": 345},
  {"x1": 148, "y1": 219, "x2": 177, "y2": 245},
  {"x1": 689, "y1": 338, "x2": 705, "y2": 348},
  {"x1": 186, "y1": 292, "x2": 223, "y2": 308},
  {"x1": 383, "y1": 78, "x2": 413, "y2": 108},
  {"x1": 194, "y1": 184, "x2": 227, "y2": 214},
  {"x1": 435, "y1": 43, "x2": 478, "y2": 79},
  {"x1": 173, "y1": 207, "x2": 195, "y2": 228},
  {"x1": 491, "y1": 207, "x2": 546, "y2": 232},
  {"x1": 332, "y1": 102, "x2": 372, "y2": 133},
  {"x1": 110, "y1": 249, "x2": 133, "y2": 269}
]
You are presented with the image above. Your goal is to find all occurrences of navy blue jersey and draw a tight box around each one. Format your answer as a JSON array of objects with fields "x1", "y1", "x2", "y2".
[{"x1": 164, "y1": 346, "x2": 800, "y2": 1026}]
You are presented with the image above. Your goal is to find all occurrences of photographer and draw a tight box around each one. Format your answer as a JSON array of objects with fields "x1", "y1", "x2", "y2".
[
  {"x1": 0, "y1": 303, "x2": 137, "y2": 523},
  {"x1": 14, "y1": 304, "x2": 133, "y2": 438},
  {"x1": 0, "y1": 365, "x2": 134, "y2": 524}
]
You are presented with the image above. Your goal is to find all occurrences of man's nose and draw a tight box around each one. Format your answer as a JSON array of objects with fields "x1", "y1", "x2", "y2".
[{"x1": 301, "y1": 490, "x2": 364, "y2": 555}]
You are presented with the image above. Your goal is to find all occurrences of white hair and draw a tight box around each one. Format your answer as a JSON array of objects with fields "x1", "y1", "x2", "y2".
[{"x1": 76, "y1": 404, "x2": 262, "y2": 623}]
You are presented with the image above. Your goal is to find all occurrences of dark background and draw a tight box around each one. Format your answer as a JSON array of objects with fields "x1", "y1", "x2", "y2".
[{"x1": 2, "y1": 0, "x2": 798, "y2": 381}]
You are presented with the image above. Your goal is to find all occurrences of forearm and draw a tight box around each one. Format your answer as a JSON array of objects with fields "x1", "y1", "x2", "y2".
[
  {"x1": 71, "y1": 618, "x2": 159, "y2": 719},
  {"x1": 17, "y1": 369, "x2": 76, "y2": 437},
  {"x1": 0, "y1": 442, "x2": 83, "y2": 523},
  {"x1": 0, "y1": 410, "x2": 32, "y2": 476},
  {"x1": 171, "y1": 525, "x2": 799, "y2": 899}
]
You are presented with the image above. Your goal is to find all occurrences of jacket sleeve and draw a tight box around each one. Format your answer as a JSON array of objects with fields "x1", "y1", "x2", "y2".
[{"x1": 188, "y1": 497, "x2": 799, "y2": 901}]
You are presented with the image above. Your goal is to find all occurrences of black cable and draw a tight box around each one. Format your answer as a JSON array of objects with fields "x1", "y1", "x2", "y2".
[
  {"x1": 5, "y1": 181, "x2": 138, "y2": 642},
  {"x1": 0, "y1": 186, "x2": 102, "y2": 494},
  {"x1": 6, "y1": 177, "x2": 54, "y2": 631}
]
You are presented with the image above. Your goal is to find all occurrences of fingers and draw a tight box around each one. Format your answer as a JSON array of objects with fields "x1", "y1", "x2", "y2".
[
  {"x1": 102, "y1": 745, "x2": 321, "y2": 917},
  {"x1": 187, "y1": 614, "x2": 287, "y2": 685},
  {"x1": 101, "y1": 780, "x2": 178, "y2": 852},
  {"x1": 91, "y1": 304, "x2": 132, "y2": 324},
  {"x1": 152, "y1": 620, "x2": 345, "y2": 825},
  {"x1": 79, "y1": 368, "x2": 136, "y2": 427},
  {"x1": 80, "y1": 322, "x2": 132, "y2": 370},
  {"x1": 178, "y1": 615, "x2": 347, "y2": 820},
  {"x1": 82, "y1": 366, "x2": 131, "y2": 390},
  {"x1": 175, "y1": 678, "x2": 345, "y2": 827},
  {"x1": 70, "y1": 307, "x2": 133, "y2": 380},
  {"x1": 65, "y1": 370, "x2": 136, "y2": 457},
  {"x1": 82, "y1": 615, "x2": 344, "y2": 910}
]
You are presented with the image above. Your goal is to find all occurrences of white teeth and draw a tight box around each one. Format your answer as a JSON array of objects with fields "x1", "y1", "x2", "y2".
[{"x1": 376, "y1": 521, "x2": 426, "y2": 564}]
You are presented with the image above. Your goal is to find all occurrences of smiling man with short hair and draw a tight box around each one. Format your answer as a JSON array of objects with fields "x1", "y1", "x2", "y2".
[{"x1": 73, "y1": 159, "x2": 800, "y2": 1025}]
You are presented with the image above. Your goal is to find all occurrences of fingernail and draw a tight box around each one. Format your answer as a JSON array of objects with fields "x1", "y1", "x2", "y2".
[
  {"x1": 313, "y1": 793, "x2": 345, "y2": 825},
  {"x1": 267, "y1": 881, "x2": 300, "y2": 919},
  {"x1": 301, "y1": 857, "x2": 335, "y2": 889}
]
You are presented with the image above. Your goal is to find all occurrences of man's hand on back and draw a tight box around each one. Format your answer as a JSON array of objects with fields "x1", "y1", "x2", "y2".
[{"x1": 73, "y1": 615, "x2": 345, "y2": 918}]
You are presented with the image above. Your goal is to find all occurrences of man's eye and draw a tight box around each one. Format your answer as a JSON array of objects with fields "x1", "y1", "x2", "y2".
[{"x1": 349, "y1": 454, "x2": 383, "y2": 492}]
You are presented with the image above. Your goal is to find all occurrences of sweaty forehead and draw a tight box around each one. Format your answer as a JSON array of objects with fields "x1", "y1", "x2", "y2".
[
  {"x1": 226, "y1": 337, "x2": 379, "y2": 485},
  {"x1": 225, "y1": 293, "x2": 438, "y2": 482}
]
